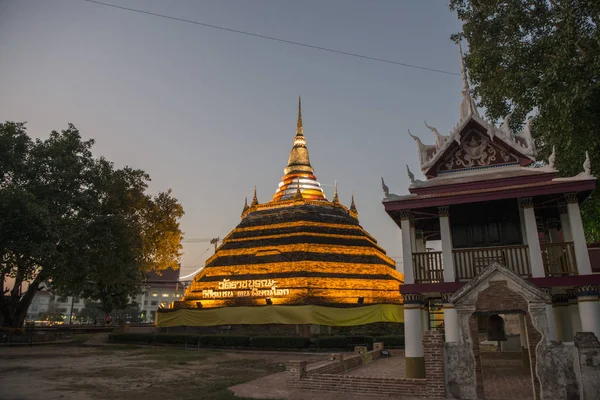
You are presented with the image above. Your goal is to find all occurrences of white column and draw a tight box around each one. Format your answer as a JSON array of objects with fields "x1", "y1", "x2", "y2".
[
  {"x1": 553, "y1": 294, "x2": 573, "y2": 341},
  {"x1": 542, "y1": 288, "x2": 557, "y2": 341},
  {"x1": 401, "y1": 212, "x2": 414, "y2": 284},
  {"x1": 567, "y1": 289, "x2": 582, "y2": 335},
  {"x1": 404, "y1": 294, "x2": 425, "y2": 378},
  {"x1": 519, "y1": 197, "x2": 545, "y2": 278},
  {"x1": 565, "y1": 194, "x2": 592, "y2": 275},
  {"x1": 439, "y1": 206, "x2": 456, "y2": 283},
  {"x1": 442, "y1": 293, "x2": 459, "y2": 342},
  {"x1": 575, "y1": 285, "x2": 600, "y2": 340},
  {"x1": 410, "y1": 224, "x2": 417, "y2": 253},
  {"x1": 558, "y1": 205, "x2": 573, "y2": 242}
]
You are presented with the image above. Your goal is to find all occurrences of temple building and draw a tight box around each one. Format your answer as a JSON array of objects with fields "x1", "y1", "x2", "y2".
[
  {"x1": 382, "y1": 46, "x2": 599, "y2": 379},
  {"x1": 158, "y1": 99, "x2": 404, "y2": 330}
]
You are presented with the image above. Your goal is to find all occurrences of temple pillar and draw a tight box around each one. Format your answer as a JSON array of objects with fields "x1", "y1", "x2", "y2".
[
  {"x1": 565, "y1": 193, "x2": 592, "y2": 275},
  {"x1": 567, "y1": 289, "x2": 583, "y2": 335},
  {"x1": 574, "y1": 285, "x2": 600, "y2": 340},
  {"x1": 518, "y1": 313, "x2": 529, "y2": 368},
  {"x1": 542, "y1": 288, "x2": 557, "y2": 341},
  {"x1": 519, "y1": 197, "x2": 545, "y2": 278},
  {"x1": 439, "y1": 206, "x2": 455, "y2": 283},
  {"x1": 558, "y1": 204, "x2": 573, "y2": 242},
  {"x1": 400, "y1": 211, "x2": 414, "y2": 284},
  {"x1": 552, "y1": 294, "x2": 573, "y2": 341},
  {"x1": 404, "y1": 294, "x2": 425, "y2": 378},
  {"x1": 442, "y1": 292, "x2": 459, "y2": 342}
]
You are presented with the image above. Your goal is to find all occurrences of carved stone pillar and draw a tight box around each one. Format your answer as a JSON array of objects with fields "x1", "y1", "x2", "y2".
[{"x1": 541, "y1": 288, "x2": 557, "y2": 341}]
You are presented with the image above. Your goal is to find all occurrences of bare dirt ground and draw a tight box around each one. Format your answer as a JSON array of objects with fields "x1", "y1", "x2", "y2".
[{"x1": 0, "y1": 343, "x2": 327, "y2": 400}]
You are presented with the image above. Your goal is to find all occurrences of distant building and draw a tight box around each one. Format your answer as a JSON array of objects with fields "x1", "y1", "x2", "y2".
[
  {"x1": 25, "y1": 267, "x2": 183, "y2": 323},
  {"x1": 138, "y1": 267, "x2": 183, "y2": 323}
]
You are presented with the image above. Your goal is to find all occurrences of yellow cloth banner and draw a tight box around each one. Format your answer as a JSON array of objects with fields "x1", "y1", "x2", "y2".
[{"x1": 156, "y1": 304, "x2": 404, "y2": 327}]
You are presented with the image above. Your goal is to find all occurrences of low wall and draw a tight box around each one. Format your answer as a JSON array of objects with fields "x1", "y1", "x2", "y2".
[{"x1": 287, "y1": 331, "x2": 445, "y2": 399}]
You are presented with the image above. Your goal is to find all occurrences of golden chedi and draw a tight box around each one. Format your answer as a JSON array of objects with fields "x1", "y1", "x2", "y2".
[{"x1": 159, "y1": 98, "x2": 404, "y2": 327}]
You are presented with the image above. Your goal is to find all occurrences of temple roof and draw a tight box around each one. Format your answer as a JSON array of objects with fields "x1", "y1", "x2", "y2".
[{"x1": 382, "y1": 42, "x2": 596, "y2": 207}]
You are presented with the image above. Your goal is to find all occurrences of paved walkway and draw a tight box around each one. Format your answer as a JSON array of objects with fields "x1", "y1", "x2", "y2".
[{"x1": 482, "y1": 358, "x2": 534, "y2": 400}]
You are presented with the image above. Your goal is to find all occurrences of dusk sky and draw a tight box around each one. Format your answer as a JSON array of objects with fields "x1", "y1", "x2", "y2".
[{"x1": 0, "y1": 0, "x2": 465, "y2": 277}]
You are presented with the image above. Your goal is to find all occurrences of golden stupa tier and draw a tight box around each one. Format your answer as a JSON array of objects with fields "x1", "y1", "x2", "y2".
[
  {"x1": 273, "y1": 173, "x2": 326, "y2": 201},
  {"x1": 176, "y1": 199, "x2": 403, "y2": 309}
]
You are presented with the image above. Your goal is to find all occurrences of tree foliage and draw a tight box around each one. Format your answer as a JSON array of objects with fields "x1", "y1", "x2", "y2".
[
  {"x1": 0, "y1": 122, "x2": 184, "y2": 327},
  {"x1": 450, "y1": 0, "x2": 600, "y2": 241}
]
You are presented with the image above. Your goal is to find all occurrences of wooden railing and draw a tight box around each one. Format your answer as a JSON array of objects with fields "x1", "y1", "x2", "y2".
[
  {"x1": 542, "y1": 242, "x2": 577, "y2": 276},
  {"x1": 412, "y1": 251, "x2": 444, "y2": 283},
  {"x1": 453, "y1": 245, "x2": 531, "y2": 281}
]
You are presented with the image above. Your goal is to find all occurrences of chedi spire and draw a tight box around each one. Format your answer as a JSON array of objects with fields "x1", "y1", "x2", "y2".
[{"x1": 272, "y1": 97, "x2": 326, "y2": 202}]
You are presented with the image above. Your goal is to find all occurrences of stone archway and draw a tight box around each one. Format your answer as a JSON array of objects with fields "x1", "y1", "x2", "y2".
[{"x1": 445, "y1": 263, "x2": 550, "y2": 400}]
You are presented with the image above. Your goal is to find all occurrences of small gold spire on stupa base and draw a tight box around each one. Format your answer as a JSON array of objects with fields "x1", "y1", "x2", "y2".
[
  {"x1": 294, "y1": 179, "x2": 303, "y2": 200},
  {"x1": 242, "y1": 197, "x2": 249, "y2": 216},
  {"x1": 350, "y1": 193, "x2": 357, "y2": 215},
  {"x1": 332, "y1": 181, "x2": 339, "y2": 203},
  {"x1": 251, "y1": 186, "x2": 259, "y2": 206}
]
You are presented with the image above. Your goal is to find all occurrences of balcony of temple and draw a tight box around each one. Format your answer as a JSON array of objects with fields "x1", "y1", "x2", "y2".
[{"x1": 390, "y1": 194, "x2": 595, "y2": 287}]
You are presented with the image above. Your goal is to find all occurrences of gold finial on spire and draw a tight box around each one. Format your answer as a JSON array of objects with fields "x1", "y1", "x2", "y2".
[
  {"x1": 350, "y1": 192, "x2": 357, "y2": 215},
  {"x1": 296, "y1": 96, "x2": 303, "y2": 136},
  {"x1": 251, "y1": 186, "x2": 259, "y2": 206},
  {"x1": 332, "y1": 181, "x2": 339, "y2": 203}
]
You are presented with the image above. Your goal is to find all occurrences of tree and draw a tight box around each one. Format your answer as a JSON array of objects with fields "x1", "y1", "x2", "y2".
[
  {"x1": 0, "y1": 122, "x2": 184, "y2": 327},
  {"x1": 450, "y1": 0, "x2": 600, "y2": 242}
]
